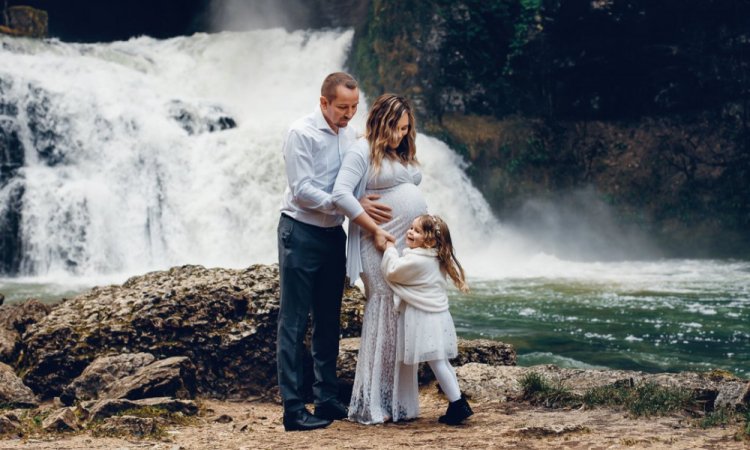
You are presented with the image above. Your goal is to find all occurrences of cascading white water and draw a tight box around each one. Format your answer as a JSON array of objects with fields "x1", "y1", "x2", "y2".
[{"x1": 0, "y1": 28, "x2": 520, "y2": 281}]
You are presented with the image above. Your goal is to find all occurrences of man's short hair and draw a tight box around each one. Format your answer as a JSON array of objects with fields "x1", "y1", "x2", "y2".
[{"x1": 321, "y1": 72, "x2": 358, "y2": 101}]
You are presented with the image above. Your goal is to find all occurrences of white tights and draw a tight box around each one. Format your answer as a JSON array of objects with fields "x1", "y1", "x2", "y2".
[{"x1": 427, "y1": 359, "x2": 461, "y2": 402}]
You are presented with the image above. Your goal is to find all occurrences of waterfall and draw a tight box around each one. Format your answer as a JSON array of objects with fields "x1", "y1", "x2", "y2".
[{"x1": 0, "y1": 28, "x2": 516, "y2": 280}]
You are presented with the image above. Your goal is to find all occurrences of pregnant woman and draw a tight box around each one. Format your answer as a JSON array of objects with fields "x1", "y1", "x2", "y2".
[{"x1": 332, "y1": 94, "x2": 428, "y2": 424}]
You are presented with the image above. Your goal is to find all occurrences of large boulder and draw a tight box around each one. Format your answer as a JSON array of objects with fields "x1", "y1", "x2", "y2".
[
  {"x1": 0, "y1": 327, "x2": 17, "y2": 363},
  {"x1": 41, "y1": 407, "x2": 79, "y2": 432},
  {"x1": 0, "y1": 299, "x2": 51, "y2": 334},
  {"x1": 0, "y1": 412, "x2": 21, "y2": 436},
  {"x1": 18, "y1": 264, "x2": 365, "y2": 399},
  {"x1": 0, "y1": 299, "x2": 51, "y2": 365},
  {"x1": 60, "y1": 353, "x2": 196, "y2": 405},
  {"x1": 60, "y1": 353, "x2": 156, "y2": 404},
  {"x1": 0, "y1": 362, "x2": 37, "y2": 407},
  {"x1": 105, "y1": 356, "x2": 196, "y2": 401}
]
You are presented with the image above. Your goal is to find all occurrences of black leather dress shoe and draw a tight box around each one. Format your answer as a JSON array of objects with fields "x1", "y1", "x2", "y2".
[
  {"x1": 314, "y1": 399, "x2": 348, "y2": 420},
  {"x1": 283, "y1": 408, "x2": 332, "y2": 431}
]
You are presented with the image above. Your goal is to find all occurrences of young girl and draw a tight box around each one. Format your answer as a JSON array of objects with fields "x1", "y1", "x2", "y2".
[{"x1": 380, "y1": 214, "x2": 473, "y2": 425}]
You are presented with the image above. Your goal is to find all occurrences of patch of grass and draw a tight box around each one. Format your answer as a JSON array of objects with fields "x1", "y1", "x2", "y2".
[
  {"x1": 626, "y1": 382, "x2": 694, "y2": 417},
  {"x1": 584, "y1": 381, "x2": 694, "y2": 417},
  {"x1": 700, "y1": 409, "x2": 750, "y2": 442},
  {"x1": 522, "y1": 376, "x2": 697, "y2": 418},
  {"x1": 738, "y1": 411, "x2": 750, "y2": 442},
  {"x1": 582, "y1": 384, "x2": 629, "y2": 408},
  {"x1": 519, "y1": 371, "x2": 578, "y2": 408},
  {"x1": 699, "y1": 407, "x2": 733, "y2": 428}
]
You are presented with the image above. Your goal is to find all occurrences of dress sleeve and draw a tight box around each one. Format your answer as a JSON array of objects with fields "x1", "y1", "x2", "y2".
[
  {"x1": 332, "y1": 141, "x2": 368, "y2": 219},
  {"x1": 283, "y1": 129, "x2": 337, "y2": 214}
]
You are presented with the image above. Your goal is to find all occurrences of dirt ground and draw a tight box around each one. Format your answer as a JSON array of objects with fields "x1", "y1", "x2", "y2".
[{"x1": 0, "y1": 385, "x2": 746, "y2": 450}]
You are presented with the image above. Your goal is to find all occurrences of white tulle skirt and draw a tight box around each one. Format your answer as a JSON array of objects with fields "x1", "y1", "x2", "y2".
[{"x1": 397, "y1": 306, "x2": 458, "y2": 365}]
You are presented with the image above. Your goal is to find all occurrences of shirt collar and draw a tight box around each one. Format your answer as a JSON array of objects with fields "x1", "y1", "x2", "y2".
[{"x1": 314, "y1": 107, "x2": 336, "y2": 134}]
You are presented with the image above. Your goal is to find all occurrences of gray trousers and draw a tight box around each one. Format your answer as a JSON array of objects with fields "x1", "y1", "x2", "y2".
[{"x1": 276, "y1": 214, "x2": 346, "y2": 413}]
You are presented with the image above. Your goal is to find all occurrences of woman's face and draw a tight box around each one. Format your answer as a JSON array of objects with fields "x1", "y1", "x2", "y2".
[{"x1": 391, "y1": 111, "x2": 410, "y2": 148}]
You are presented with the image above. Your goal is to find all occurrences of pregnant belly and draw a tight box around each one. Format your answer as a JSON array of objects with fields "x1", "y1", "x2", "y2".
[{"x1": 365, "y1": 182, "x2": 428, "y2": 238}]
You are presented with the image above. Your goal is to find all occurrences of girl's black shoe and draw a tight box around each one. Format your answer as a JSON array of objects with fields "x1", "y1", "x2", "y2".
[{"x1": 438, "y1": 394, "x2": 473, "y2": 425}]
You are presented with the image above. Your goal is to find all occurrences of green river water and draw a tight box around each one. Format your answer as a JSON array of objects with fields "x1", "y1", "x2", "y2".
[{"x1": 2, "y1": 258, "x2": 748, "y2": 378}]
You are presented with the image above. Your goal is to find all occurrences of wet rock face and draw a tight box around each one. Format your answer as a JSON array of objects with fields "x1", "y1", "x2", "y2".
[
  {"x1": 168, "y1": 100, "x2": 237, "y2": 135},
  {"x1": 0, "y1": 181, "x2": 24, "y2": 275},
  {"x1": 18, "y1": 264, "x2": 365, "y2": 400},
  {"x1": 25, "y1": 86, "x2": 68, "y2": 166},
  {"x1": 0, "y1": 119, "x2": 23, "y2": 183},
  {"x1": 0, "y1": 77, "x2": 24, "y2": 275}
]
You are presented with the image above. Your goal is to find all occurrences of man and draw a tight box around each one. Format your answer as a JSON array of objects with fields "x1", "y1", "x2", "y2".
[{"x1": 277, "y1": 72, "x2": 391, "y2": 431}]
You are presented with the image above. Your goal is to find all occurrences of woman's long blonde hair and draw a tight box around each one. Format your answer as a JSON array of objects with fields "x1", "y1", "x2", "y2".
[
  {"x1": 365, "y1": 94, "x2": 417, "y2": 175},
  {"x1": 416, "y1": 214, "x2": 469, "y2": 293}
]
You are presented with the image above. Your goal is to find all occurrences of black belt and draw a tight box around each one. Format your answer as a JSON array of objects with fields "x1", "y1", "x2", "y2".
[{"x1": 281, "y1": 213, "x2": 342, "y2": 232}]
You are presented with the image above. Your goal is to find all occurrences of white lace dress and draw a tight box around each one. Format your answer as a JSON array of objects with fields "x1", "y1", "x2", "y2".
[{"x1": 348, "y1": 158, "x2": 427, "y2": 424}]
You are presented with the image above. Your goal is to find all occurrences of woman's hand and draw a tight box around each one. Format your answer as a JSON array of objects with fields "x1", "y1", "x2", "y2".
[{"x1": 373, "y1": 228, "x2": 396, "y2": 251}]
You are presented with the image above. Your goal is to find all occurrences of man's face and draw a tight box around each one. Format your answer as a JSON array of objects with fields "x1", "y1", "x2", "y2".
[{"x1": 320, "y1": 86, "x2": 359, "y2": 133}]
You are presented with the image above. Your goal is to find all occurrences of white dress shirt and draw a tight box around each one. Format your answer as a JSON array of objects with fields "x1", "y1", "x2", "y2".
[{"x1": 280, "y1": 107, "x2": 358, "y2": 228}]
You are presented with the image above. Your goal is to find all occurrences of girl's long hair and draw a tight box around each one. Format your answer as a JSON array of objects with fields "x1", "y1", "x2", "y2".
[
  {"x1": 416, "y1": 214, "x2": 469, "y2": 293},
  {"x1": 365, "y1": 93, "x2": 417, "y2": 175}
]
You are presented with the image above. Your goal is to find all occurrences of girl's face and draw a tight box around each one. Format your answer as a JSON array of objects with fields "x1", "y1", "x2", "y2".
[
  {"x1": 406, "y1": 217, "x2": 431, "y2": 249},
  {"x1": 391, "y1": 111, "x2": 410, "y2": 148}
]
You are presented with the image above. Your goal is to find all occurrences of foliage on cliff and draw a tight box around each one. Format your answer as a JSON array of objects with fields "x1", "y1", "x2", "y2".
[{"x1": 350, "y1": 0, "x2": 750, "y2": 256}]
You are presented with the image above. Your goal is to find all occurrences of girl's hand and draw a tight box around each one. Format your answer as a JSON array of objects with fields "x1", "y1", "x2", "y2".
[{"x1": 373, "y1": 229, "x2": 395, "y2": 251}]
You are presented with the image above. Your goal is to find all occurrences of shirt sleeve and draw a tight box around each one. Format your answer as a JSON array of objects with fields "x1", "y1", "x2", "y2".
[
  {"x1": 332, "y1": 143, "x2": 367, "y2": 219},
  {"x1": 381, "y1": 247, "x2": 424, "y2": 286},
  {"x1": 283, "y1": 129, "x2": 337, "y2": 214}
]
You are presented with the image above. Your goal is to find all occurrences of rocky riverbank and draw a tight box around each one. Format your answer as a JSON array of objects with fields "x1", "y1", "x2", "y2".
[{"x1": 0, "y1": 264, "x2": 748, "y2": 448}]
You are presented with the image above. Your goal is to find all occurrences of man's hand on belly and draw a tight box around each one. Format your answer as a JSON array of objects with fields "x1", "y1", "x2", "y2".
[{"x1": 360, "y1": 194, "x2": 393, "y2": 224}]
